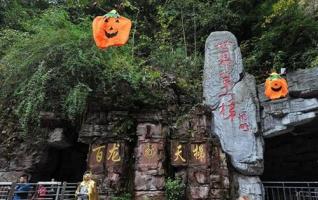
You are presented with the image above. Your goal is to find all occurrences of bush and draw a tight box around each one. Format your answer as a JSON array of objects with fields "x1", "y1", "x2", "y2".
[
  {"x1": 0, "y1": 7, "x2": 165, "y2": 133},
  {"x1": 110, "y1": 193, "x2": 132, "y2": 200},
  {"x1": 165, "y1": 178, "x2": 185, "y2": 200},
  {"x1": 242, "y1": 0, "x2": 318, "y2": 81}
]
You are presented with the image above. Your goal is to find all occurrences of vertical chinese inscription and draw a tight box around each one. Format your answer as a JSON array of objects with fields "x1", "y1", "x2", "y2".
[
  {"x1": 219, "y1": 93, "x2": 236, "y2": 122},
  {"x1": 215, "y1": 41, "x2": 237, "y2": 123},
  {"x1": 215, "y1": 40, "x2": 252, "y2": 131},
  {"x1": 239, "y1": 111, "x2": 250, "y2": 132},
  {"x1": 216, "y1": 41, "x2": 233, "y2": 72}
]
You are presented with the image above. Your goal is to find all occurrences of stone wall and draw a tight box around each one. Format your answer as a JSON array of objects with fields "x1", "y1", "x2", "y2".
[
  {"x1": 79, "y1": 105, "x2": 231, "y2": 199},
  {"x1": 79, "y1": 111, "x2": 135, "y2": 199},
  {"x1": 134, "y1": 123, "x2": 167, "y2": 199},
  {"x1": 171, "y1": 106, "x2": 230, "y2": 200}
]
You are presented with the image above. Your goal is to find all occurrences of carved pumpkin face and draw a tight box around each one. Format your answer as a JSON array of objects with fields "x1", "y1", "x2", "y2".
[
  {"x1": 92, "y1": 10, "x2": 132, "y2": 49},
  {"x1": 264, "y1": 72, "x2": 288, "y2": 100}
]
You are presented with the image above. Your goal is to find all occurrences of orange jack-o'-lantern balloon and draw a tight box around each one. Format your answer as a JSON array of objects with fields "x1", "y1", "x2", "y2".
[
  {"x1": 92, "y1": 10, "x2": 132, "y2": 49},
  {"x1": 264, "y1": 72, "x2": 288, "y2": 100}
]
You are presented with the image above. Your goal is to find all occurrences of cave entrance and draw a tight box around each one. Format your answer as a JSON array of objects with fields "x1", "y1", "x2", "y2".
[
  {"x1": 262, "y1": 117, "x2": 318, "y2": 181},
  {"x1": 50, "y1": 142, "x2": 89, "y2": 182},
  {"x1": 32, "y1": 142, "x2": 88, "y2": 182},
  {"x1": 261, "y1": 118, "x2": 318, "y2": 199}
]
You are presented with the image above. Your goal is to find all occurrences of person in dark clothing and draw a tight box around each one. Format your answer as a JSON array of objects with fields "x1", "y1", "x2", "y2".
[{"x1": 13, "y1": 174, "x2": 33, "y2": 200}]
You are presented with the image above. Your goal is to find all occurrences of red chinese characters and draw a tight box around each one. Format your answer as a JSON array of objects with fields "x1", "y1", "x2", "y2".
[
  {"x1": 216, "y1": 41, "x2": 236, "y2": 122},
  {"x1": 219, "y1": 72, "x2": 233, "y2": 96},
  {"x1": 215, "y1": 40, "x2": 251, "y2": 131},
  {"x1": 219, "y1": 94, "x2": 236, "y2": 122},
  {"x1": 216, "y1": 41, "x2": 233, "y2": 71},
  {"x1": 239, "y1": 112, "x2": 250, "y2": 132}
]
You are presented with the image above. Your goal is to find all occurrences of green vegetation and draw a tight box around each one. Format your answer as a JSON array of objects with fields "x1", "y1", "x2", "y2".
[
  {"x1": 242, "y1": 0, "x2": 318, "y2": 80},
  {"x1": 0, "y1": 0, "x2": 317, "y2": 133},
  {"x1": 165, "y1": 177, "x2": 185, "y2": 200},
  {"x1": 110, "y1": 193, "x2": 132, "y2": 200}
]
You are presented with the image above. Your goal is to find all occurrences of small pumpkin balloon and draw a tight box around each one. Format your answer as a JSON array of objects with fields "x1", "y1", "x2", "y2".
[
  {"x1": 264, "y1": 72, "x2": 288, "y2": 100},
  {"x1": 92, "y1": 10, "x2": 132, "y2": 49}
]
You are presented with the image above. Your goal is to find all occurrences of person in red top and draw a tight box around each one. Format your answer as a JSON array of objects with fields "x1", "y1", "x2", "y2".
[{"x1": 36, "y1": 184, "x2": 47, "y2": 200}]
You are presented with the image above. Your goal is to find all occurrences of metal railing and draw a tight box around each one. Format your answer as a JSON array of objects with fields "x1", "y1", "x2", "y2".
[
  {"x1": 0, "y1": 182, "x2": 79, "y2": 200},
  {"x1": 263, "y1": 182, "x2": 318, "y2": 200},
  {"x1": 0, "y1": 182, "x2": 12, "y2": 200}
]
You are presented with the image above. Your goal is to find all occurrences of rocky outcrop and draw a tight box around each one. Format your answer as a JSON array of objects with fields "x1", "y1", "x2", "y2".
[
  {"x1": 78, "y1": 111, "x2": 135, "y2": 144},
  {"x1": 202, "y1": 30, "x2": 318, "y2": 199},
  {"x1": 260, "y1": 97, "x2": 318, "y2": 137},
  {"x1": 81, "y1": 106, "x2": 231, "y2": 200},
  {"x1": 287, "y1": 67, "x2": 318, "y2": 97},
  {"x1": 203, "y1": 31, "x2": 264, "y2": 199},
  {"x1": 0, "y1": 130, "x2": 51, "y2": 182},
  {"x1": 47, "y1": 128, "x2": 71, "y2": 149},
  {"x1": 231, "y1": 173, "x2": 264, "y2": 200},
  {"x1": 258, "y1": 67, "x2": 318, "y2": 138},
  {"x1": 0, "y1": 112, "x2": 88, "y2": 183}
]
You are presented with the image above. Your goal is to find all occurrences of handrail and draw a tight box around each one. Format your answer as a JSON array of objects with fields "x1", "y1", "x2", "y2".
[
  {"x1": 0, "y1": 182, "x2": 79, "y2": 200},
  {"x1": 263, "y1": 181, "x2": 318, "y2": 200}
]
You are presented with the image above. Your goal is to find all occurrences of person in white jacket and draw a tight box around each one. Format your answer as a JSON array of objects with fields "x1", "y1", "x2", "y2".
[{"x1": 75, "y1": 172, "x2": 98, "y2": 200}]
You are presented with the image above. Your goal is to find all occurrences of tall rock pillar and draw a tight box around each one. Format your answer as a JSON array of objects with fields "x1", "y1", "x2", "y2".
[{"x1": 203, "y1": 31, "x2": 264, "y2": 199}]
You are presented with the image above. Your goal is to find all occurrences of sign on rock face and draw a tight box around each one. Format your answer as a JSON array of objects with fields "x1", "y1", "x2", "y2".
[
  {"x1": 88, "y1": 144, "x2": 106, "y2": 174},
  {"x1": 203, "y1": 31, "x2": 263, "y2": 175},
  {"x1": 106, "y1": 143, "x2": 123, "y2": 166},
  {"x1": 88, "y1": 143, "x2": 126, "y2": 173},
  {"x1": 139, "y1": 142, "x2": 160, "y2": 167},
  {"x1": 171, "y1": 141, "x2": 187, "y2": 166},
  {"x1": 189, "y1": 143, "x2": 208, "y2": 166},
  {"x1": 171, "y1": 141, "x2": 210, "y2": 166}
]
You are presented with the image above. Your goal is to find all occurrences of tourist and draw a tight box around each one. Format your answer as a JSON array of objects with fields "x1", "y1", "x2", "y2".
[
  {"x1": 75, "y1": 172, "x2": 98, "y2": 200},
  {"x1": 32, "y1": 179, "x2": 57, "y2": 200},
  {"x1": 13, "y1": 174, "x2": 33, "y2": 200},
  {"x1": 34, "y1": 184, "x2": 47, "y2": 200}
]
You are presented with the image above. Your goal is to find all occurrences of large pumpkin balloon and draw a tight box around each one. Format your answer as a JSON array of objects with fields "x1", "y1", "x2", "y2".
[
  {"x1": 264, "y1": 72, "x2": 288, "y2": 100},
  {"x1": 93, "y1": 10, "x2": 132, "y2": 49}
]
